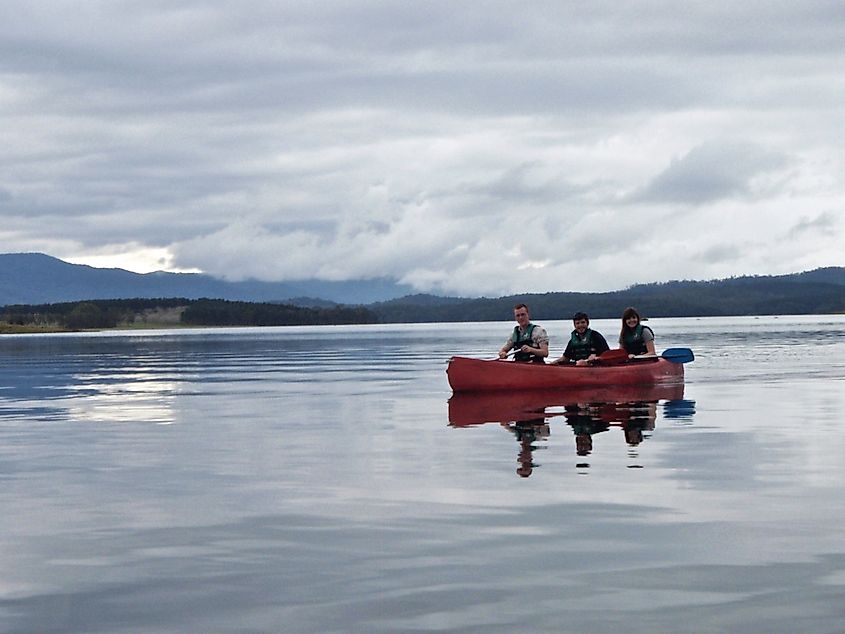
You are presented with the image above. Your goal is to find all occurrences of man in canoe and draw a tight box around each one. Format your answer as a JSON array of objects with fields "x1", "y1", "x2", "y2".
[
  {"x1": 550, "y1": 311, "x2": 610, "y2": 366},
  {"x1": 498, "y1": 303, "x2": 549, "y2": 363}
]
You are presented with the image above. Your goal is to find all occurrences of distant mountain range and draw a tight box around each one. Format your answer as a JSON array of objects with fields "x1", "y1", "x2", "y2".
[
  {"x1": 369, "y1": 268, "x2": 845, "y2": 321},
  {"x1": 2, "y1": 253, "x2": 843, "y2": 319},
  {"x1": 0, "y1": 253, "x2": 412, "y2": 306}
]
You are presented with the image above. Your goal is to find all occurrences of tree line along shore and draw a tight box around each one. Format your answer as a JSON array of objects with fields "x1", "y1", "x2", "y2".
[
  {"x1": 1, "y1": 271, "x2": 844, "y2": 333},
  {"x1": 0, "y1": 298, "x2": 377, "y2": 333}
]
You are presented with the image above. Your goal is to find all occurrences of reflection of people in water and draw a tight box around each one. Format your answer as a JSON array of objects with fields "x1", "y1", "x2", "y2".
[
  {"x1": 500, "y1": 418, "x2": 550, "y2": 477},
  {"x1": 564, "y1": 400, "x2": 660, "y2": 461},
  {"x1": 620, "y1": 402, "x2": 657, "y2": 446},
  {"x1": 449, "y1": 389, "x2": 695, "y2": 474},
  {"x1": 564, "y1": 405, "x2": 611, "y2": 458}
]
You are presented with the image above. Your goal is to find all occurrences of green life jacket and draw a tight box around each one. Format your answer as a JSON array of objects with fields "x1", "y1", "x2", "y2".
[
  {"x1": 568, "y1": 329, "x2": 596, "y2": 361},
  {"x1": 512, "y1": 324, "x2": 544, "y2": 363},
  {"x1": 622, "y1": 324, "x2": 653, "y2": 355}
]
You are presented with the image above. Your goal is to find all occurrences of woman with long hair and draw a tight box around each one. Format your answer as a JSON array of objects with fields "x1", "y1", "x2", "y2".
[{"x1": 619, "y1": 307, "x2": 656, "y2": 357}]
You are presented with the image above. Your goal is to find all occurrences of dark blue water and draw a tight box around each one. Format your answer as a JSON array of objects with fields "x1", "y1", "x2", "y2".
[{"x1": 1, "y1": 316, "x2": 844, "y2": 633}]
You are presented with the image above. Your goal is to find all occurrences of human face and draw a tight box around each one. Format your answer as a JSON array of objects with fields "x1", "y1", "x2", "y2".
[
  {"x1": 573, "y1": 318, "x2": 589, "y2": 334},
  {"x1": 625, "y1": 315, "x2": 639, "y2": 328},
  {"x1": 514, "y1": 307, "x2": 530, "y2": 328}
]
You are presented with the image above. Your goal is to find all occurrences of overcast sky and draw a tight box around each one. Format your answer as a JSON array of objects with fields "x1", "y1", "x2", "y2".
[{"x1": 1, "y1": 1, "x2": 843, "y2": 295}]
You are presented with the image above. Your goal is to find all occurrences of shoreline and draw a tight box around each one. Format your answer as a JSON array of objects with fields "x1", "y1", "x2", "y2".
[
  {"x1": 4, "y1": 312, "x2": 845, "y2": 336},
  {"x1": 0, "y1": 321, "x2": 196, "y2": 335}
]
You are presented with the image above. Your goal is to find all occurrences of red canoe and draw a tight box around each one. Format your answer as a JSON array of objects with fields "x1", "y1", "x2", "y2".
[
  {"x1": 446, "y1": 355, "x2": 684, "y2": 392},
  {"x1": 448, "y1": 383, "x2": 686, "y2": 426}
]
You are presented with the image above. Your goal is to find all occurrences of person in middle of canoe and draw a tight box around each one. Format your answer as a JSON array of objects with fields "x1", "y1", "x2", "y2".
[
  {"x1": 550, "y1": 311, "x2": 610, "y2": 366},
  {"x1": 498, "y1": 303, "x2": 549, "y2": 363},
  {"x1": 619, "y1": 306, "x2": 656, "y2": 358}
]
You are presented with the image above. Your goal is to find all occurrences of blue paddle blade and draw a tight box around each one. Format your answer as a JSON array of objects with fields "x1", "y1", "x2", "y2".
[{"x1": 661, "y1": 348, "x2": 694, "y2": 363}]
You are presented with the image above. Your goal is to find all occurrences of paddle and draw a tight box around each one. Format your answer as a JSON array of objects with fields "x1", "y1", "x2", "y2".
[
  {"x1": 633, "y1": 348, "x2": 694, "y2": 364},
  {"x1": 552, "y1": 349, "x2": 627, "y2": 366},
  {"x1": 593, "y1": 348, "x2": 629, "y2": 365},
  {"x1": 486, "y1": 348, "x2": 522, "y2": 361},
  {"x1": 496, "y1": 345, "x2": 550, "y2": 361},
  {"x1": 660, "y1": 347, "x2": 694, "y2": 363}
]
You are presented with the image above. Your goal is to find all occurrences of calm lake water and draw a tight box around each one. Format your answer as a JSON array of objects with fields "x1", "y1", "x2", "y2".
[{"x1": 1, "y1": 315, "x2": 844, "y2": 633}]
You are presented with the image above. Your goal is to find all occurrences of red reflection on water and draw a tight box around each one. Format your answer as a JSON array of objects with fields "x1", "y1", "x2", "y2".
[
  {"x1": 448, "y1": 384, "x2": 690, "y2": 476},
  {"x1": 448, "y1": 384, "x2": 685, "y2": 427}
]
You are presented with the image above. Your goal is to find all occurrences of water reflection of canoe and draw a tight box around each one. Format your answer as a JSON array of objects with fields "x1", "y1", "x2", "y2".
[
  {"x1": 446, "y1": 356, "x2": 684, "y2": 393},
  {"x1": 448, "y1": 383, "x2": 685, "y2": 427}
]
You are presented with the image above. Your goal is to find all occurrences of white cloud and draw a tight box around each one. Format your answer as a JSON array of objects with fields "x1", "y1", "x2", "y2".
[
  {"x1": 0, "y1": 1, "x2": 843, "y2": 294},
  {"x1": 64, "y1": 244, "x2": 201, "y2": 274}
]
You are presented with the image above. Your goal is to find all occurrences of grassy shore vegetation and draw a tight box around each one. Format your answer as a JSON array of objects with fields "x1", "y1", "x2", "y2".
[
  {"x1": 0, "y1": 298, "x2": 379, "y2": 333},
  {"x1": 0, "y1": 322, "x2": 70, "y2": 334}
]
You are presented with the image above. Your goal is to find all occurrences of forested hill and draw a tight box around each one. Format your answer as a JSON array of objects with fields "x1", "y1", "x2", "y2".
[
  {"x1": 369, "y1": 268, "x2": 845, "y2": 322},
  {"x1": 2, "y1": 262, "x2": 843, "y2": 328},
  {"x1": 1, "y1": 298, "x2": 376, "y2": 330}
]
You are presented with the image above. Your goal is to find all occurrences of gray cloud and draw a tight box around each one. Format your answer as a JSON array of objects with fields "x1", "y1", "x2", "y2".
[
  {"x1": 694, "y1": 243, "x2": 745, "y2": 265},
  {"x1": 453, "y1": 162, "x2": 591, "y2": 208},
  {"x1": 629, "y1": 142, "x2": 790, "y2": 205},
  {"x1": 787, "y1": 211, "x2": 839, "y2": 237},
  {"x1": 0, "y1": 2, "x2": 843, "y2": 294}
]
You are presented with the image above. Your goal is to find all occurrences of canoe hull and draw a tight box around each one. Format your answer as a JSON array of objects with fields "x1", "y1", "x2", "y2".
[{"x1": 446, "y1": 356, "x2": 684, "y2": 392}]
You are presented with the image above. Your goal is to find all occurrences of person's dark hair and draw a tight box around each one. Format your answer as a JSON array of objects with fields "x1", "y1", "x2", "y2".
[
  {"x1": 514, "y1": 303, "x2": 529, "y2": 311},
  {"x1": 620, "y1": 306, "x2": 641, "y2": 341},
  {"x1": 572, "y1": 311, "x2": 589, "y2": 322}
]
